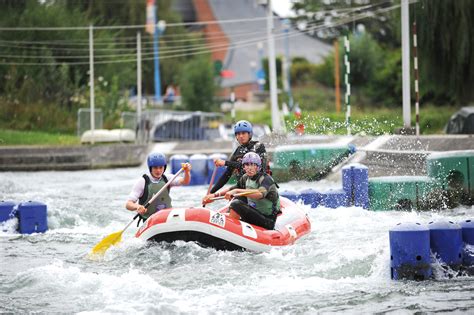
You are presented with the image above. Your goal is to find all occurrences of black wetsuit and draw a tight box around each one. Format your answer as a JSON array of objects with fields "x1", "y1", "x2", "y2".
[{"x1": 210, "y1": 140, "x2": 267, "y2": 194}]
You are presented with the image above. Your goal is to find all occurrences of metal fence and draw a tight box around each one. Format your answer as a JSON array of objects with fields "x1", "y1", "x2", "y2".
[
  {"x1": 77, "y1": 108, "x2": 103, "y2": 137},
  {"x1": 121, "y1": 110, "x2": 223, "y2": 142}
]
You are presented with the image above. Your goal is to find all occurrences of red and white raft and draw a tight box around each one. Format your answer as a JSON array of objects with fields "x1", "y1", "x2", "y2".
[{"x1": 135, "y1": 197, "x2": 311, "y2": 252}]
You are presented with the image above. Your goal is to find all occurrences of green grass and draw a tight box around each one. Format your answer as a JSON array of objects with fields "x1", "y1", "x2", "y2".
[
  {"x1": 231, "y1": 104, "x2": 457, "y2": 135},
  {"x1": 0, "y1": 129, "x2": 80, "y2": 146}
]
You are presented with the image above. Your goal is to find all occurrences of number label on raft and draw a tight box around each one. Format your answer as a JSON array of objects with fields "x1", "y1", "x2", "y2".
[{"x1": 209, "y1": 212, "x2": 226, "y2": 227}]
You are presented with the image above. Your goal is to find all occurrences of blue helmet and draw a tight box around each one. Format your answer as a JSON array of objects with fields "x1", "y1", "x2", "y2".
[
  {"x1": 234, "y1": 120, "x2": 253, "y2": 138},
  {"x1": 147, "y1": 152, "x2": 167, "y2": 172},
  {"x1": 242, "y1": 152, "x2": 261, "y2": 167}
]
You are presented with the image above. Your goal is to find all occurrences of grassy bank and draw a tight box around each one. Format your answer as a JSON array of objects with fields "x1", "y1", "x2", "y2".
[
  {"x1": 0, "y1": 129, "x2": 79, "y2": 146},
  {"x1": 234, "y1": 104, "x2": 456, "y2": 135}
]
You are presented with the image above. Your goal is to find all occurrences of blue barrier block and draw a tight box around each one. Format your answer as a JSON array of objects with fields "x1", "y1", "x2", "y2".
[
  {"x1": 322, "y1": 189, "x2": 348, "y2": 208},
  {"x1": 342, "y1": 165, "x2": 353, "y2": 198},
  {"x1": 280, "y1": 190, "x2": 300, "y2": 203},
  {"x1": 207, "y1": 153, "x2": 228, "y2": 184},
  {"x1": 0, "y1": 201, "x2": 16, "y2": 223},
  {"x1": 458, "y1": 219, "x2": 474, "y2": 245},
  {"x1": 342, "y1": 164, "x2": 369, "y2": 209},
  {"x1": 390, "y1": 222, "x2": 431, "y2": 280},
  {"x1": 353, "y1": 165, "x2": 369, "y2": 209},
  {"x1": 458, "y1": 219, "x2": 474, "y2": 268},
  {"x1": 170, "y1": 154, "x2": 189, "y2": 174},
  {"x1": 17, "y1": 201, "x2": 48, "y2": 234},
  {"x1": 429, "y1": 220, "x2": 463, "y2": 268},
  {"x1": 189, "y1": 154, "x2": 208, "y2": 186},
  {"x1": 300, "y1": 188, "x2": 322, "y2": 208}
]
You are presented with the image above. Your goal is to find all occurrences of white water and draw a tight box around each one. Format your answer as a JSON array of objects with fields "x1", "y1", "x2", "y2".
[{"x1": 1, "y1": 167, "x2": 473, "y2": 314}]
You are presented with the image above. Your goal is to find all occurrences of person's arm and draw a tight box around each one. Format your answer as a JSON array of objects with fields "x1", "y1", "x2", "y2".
[
  {"x1": 176, "y1": 163, "x2": 192, "y2": 185},
  {"x1": 125, "y1": 178, "x2": 147, "y2": 215},
  {"x1": 210, "y1": 166, "x2": 233, "y2": 193},
  {"x1": 255, "y1": 142, "x2": 268, "y2": 172}
]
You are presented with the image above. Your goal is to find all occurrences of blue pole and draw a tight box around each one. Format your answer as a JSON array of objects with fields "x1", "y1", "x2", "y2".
[{"x1": 153, "y1": 13, "x2": 162, "y2": 103}]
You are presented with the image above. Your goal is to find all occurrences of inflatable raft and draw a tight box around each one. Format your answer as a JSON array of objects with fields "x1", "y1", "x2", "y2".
[{"x1": 135, "y1": 197, "x2": 311, "y2": 252}]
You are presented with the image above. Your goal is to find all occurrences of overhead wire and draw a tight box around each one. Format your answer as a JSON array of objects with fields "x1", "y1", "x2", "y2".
[{"x1": 0, "y1": 2, "x2": 404, "y2": 66}]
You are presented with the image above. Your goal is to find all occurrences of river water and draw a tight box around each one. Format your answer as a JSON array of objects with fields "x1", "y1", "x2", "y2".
[{"x1": 1, "y1": 166, "x2": 473, "y2": 314}]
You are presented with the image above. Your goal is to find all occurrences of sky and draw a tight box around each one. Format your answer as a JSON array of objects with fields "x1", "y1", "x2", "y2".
[{"x1": 272, "y1": 0, "x2": 295, "y2": 18}]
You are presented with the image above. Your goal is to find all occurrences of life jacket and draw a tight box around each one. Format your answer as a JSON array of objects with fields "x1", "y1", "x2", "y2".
[
  {"x1": 138, "y1": 174, "x2": 172, "y2": 220},
  {"x1": 243, "y1": 173, "x2": 280, "y2": 217}
]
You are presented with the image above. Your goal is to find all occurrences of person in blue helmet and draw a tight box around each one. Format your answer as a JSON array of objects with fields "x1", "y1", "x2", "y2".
[
  {"x1": 126, "y1": 152, "x2": 191, "y2": 221},
  {"x1": 203, "y1": 152, "x2": 279, "y2": 230},
  {"x1": 210, "y1": 120, "x2": 268, "y2": 194}
]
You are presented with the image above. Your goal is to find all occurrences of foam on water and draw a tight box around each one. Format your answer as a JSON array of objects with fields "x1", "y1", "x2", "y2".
[{"x1": 1, "y1": 167, "x2": 474, "y2": 313}]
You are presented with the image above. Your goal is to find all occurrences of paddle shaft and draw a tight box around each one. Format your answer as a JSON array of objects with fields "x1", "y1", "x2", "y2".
[
  {"x1": 210, "y1": 190, "x2": 259, "y2": 201},
  {"x1": 203, "y1": 166, "x2": 219, "y2": 207}
]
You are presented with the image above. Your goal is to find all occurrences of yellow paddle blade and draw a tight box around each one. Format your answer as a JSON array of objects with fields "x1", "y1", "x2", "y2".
[{"x1": 89, "y1": 230, "x2": 124, "y2": 256}]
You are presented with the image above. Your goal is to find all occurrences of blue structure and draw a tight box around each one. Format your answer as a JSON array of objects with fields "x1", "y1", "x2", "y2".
[
  {"x1": 459, "y1": 219, "x2": 474, "y2": 268},
  {"x1": 189, "y1": 154, "x2": 208, "y2": 186},
  {"x1": 429, "y1": 220, "x2": 463, "y2": 270},
  {"x1": 321, "y1": 189, "x2": 347, "y2": 208},
  {"x1": 207, "y1": 153, "x2": 227, "y2": 184},
  {"x1": 300, "y1": 188, "x2": 322, "y2": 208},
  {"x1": 342, "y1": 164, "x2": 369, "y2": 209},
  {"x1": 0, "y1": 201, "x2": 16, "y2": 223},
  {"x1": 280, "y1": 190, "x2": 300, "y2": 203},
  {"x1": 170, "y1": 154, "x2": 189, "y2": 174},
  {"x1": 17, "y1": 201, "x2": 48, "y2": 234},
  {"x1": 389, "y1": 222, "x2": 431, "y2": 280}
]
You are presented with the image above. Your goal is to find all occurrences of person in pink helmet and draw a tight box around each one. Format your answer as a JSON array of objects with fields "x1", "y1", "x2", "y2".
[{"x1": 203, "y1": 152, "x2": 279, "y2": 230}]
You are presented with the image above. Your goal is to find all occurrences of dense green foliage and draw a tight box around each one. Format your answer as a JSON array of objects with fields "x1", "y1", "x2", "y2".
[
  {"x1": 292, "y1": 0, "x2": 474, "y2": 106},
  {"x1": 178, "y1": 55, "x2": 216, "y2": 112},
  {"x1": 0, "y1": 0, "x2": 204, "y2": 132},
  {"x1": 0, "y1": 129, "x2": 79, "y2": 145}
]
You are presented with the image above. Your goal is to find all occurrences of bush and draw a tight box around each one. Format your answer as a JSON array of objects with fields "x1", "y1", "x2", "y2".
[{"x1": 178, "y1": 55, "x2": 216, "y2": 111}]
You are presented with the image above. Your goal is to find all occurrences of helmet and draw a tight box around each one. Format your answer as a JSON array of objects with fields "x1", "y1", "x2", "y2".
[
  {"x1": 147, "y1": 152, "x2": 167, "y2": 172},
  {"x1": 241, "y1": 152, "x2": 261, "y2": 167},
  {"x1": 234, "y1": 120, "x2": 253, "y2": 138}
]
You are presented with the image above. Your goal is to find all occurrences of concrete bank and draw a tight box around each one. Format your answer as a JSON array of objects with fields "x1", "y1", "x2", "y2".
[
  {"x1": 1, "y1": 135, "x2": 473, "y2": 175},
  {"x1": 0, "y1": 144, "x2": 150, "y2": 171}
]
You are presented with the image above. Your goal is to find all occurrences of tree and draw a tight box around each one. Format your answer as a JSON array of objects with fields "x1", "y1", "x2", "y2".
[
  {"x1": 416, "y1": 0, "x2": 474, "y2": 104},
  {"x1": 178, "y1": 55, "x2": 216, "y2": 111}
]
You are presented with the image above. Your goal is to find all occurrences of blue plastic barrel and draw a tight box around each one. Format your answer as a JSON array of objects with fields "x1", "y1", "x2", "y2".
[
  {"x1": 429, "y1": 220, "x2": 463, "y2": 269},
  {"x1": 169, "y1": 154, "x2": 189, "y2": 174},
  {"x1": 189, "y1": 154, "x2": 208, "y2": 186},
  {"x1": 390, "y1": 222, "x2": 431, "y2": 280},
  {"x1": 17, "y1": 201, "x2": 48, "y2": 234},
  {"x1": 207, "y1": 153, "x2": 228, "y2": 184},
  {"x1": 458, "y1": 219, "x2": 474, "y2": 268},
  {"x1": 0, "y1": 201, "x2": 16, "y2": 223},
  {"x1": 322, "y1": 189, "x2": 348, "y2": 208},
  {"x1": 280, "y1": 190, "x2": 300, "y2": 203},
  {"x1": 300, "y1": 188, "x2": 322, "y2": 208}
]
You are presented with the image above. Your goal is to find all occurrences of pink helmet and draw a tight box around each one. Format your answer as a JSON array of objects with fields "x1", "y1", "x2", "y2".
[{"x1": 242, "y1": 152, "x2": 261, "y2": 167}]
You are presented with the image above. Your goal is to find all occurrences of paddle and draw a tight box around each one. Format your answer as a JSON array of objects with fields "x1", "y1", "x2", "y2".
[
  {"x1": 203, "y1": 166, "x2": 218, "y2": 207},
  {"x1": 89, "y1": 167, "x2": 185, "y2": 257},
  {"x1": 209, "y1": 190, "x2": 259, "y2": 201}
]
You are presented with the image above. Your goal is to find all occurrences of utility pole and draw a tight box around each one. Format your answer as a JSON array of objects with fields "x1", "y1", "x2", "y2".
[
  {"x1": 136, "y1": 32, "x2": 142, "y2": 144},
  {"x1": 89, "y1": 24, "x2": 95, "y2": 144},
  {"x1": 267, "y1": 0, "x2": 282, "y2": 133},
  {"x1": 401, "y1": 0, "x2": 411, "y2": 130}
]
